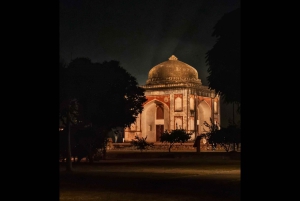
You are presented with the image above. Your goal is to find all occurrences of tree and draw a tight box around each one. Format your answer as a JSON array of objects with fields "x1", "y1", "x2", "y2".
[
  {"x1": 205, "y1": 8, "x2": 241, "y2": 113},
  {"x1": 59, "y1": 99, "x2": 80, "y2": 170},
  {"x1": 73, "y1": 126, "x2": 104, "y2": 163},
  {"x1": 130, "y1": 135, "x2": 154, "y2": 152},
  {"x1": 202, "y1": 118, "x2": 220, "y2": 150},
  {"x1": 59, "y1": 56, "x2": 82, "y2": 171},
  {"x1": 78, "y1": 60, "x2": 147, "y2": 159},
  {"x1": 209, "y1": 129, "x2": 232, "y2": 152},
  {"x1": 160, "y1": 129, "x2": 191, "y2": 152},
  {"x1": 223, "y1": 121, "x2": 241, "y2": 151},
  {"x1": 203, "y1": 118, "x2": 241, "y2": 152},
  {"x1": 60, "y1": 57, "x2": 147, "y2": 161}
]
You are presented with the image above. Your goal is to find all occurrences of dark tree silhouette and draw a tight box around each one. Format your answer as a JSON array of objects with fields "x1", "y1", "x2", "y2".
[
  {"x1": 203, "y1": 118, "x2": 241, "y2": 152},
  {"x1": 205, "y1": 8, "x2": 241, "y2": 113},
  {"x1": 72, "y1": 126, "x2": 103, "y2": 163},
  {"x1": 160, "y1": 129, "x2": 191, "y2": 152},
  {"x1": 130, "y1": 135, "x2": 154, "y2": 152},
  {"x1": 60, "y1": 57, "x2": 147, "y2": 162},
  {"x1": 59, "y1": 56, "x2": 82, "y2": 171}
]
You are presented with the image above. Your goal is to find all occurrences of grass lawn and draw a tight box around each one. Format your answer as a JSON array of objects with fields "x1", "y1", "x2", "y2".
[{"x1": 60, "y1": 151, "x2": 240, "y2": 201}]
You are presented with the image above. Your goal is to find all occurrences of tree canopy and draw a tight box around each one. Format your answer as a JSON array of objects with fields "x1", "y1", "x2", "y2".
[
  {"x1": 130, "y1": 135, "x2": 154, "y2": 152},
  {"x1": 160, "y1": 129, "x2": 191, "y2": 152},
  {"x1": 203, "y1": 118, "x2": 241, "y2": 152},
  {"x1": 59, "y1": 57, "x2": 147, "y2": 162},
  {"x1": 205, "y1": 8, "x2": 241, "y2": 113},
  {"x1": 61, "y1": 57, "x2": 147, "y2": 130}
]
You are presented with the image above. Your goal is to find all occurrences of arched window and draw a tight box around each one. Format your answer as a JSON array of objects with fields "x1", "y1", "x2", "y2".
[
  {"x1": 175, "y1": 97, "x2": 182, "y2": 111},
  {"x1": 156, "y1": 105, "x2": 164, "y2": 119},
  {"x1": 174, "y1": 116, "x2": 183, "y2": 129},
  {"x1": 190, "y1": 97, "x2": 194, "y2": 110}
]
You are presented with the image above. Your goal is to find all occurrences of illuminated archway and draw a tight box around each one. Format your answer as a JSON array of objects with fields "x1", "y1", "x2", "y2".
[
  {"x1": 141, "y1": 100, "x2": 170, "y2": 142},
  {"x1": 197, "y1": 100, "x2": 212, "y2": 134}
]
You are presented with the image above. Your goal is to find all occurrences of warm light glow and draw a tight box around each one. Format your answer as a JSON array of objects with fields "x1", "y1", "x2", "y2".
[
  {"x1": 175, "y1": 97, "x2": 182, "y2": 111},
  {"x1": 188, "y1": 117, "x2": 194, "y2": 130},
  {"x1": 214, "y1": 101, "x2": 218, "y2": 113},
  {"x1": 123, "y1": 56, "x2": 221, "y2": 142},
  {"x1": 190, "y1": 97, "x2": 194, "y2": 110}
]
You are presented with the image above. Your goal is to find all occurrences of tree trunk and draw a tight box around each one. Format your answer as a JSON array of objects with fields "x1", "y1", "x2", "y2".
[
  {"x1": 88, "y1": 154, "x2": 94, "y2": 163},
  {"x1": 168, "y1": 144, "x2": 172, "y2": 152},
  {"x1": 102, "y1": 132, "x2": 108, "y2": 160},
  {"x1": 102, "y1": 147, "x2": 107, "y2": 160},
  {"x1": 66, "y1": 114, "x2": 72, "y2": 172}
]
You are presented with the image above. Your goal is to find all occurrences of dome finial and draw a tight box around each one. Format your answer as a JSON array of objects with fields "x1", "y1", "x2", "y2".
[{"x1": 169, "y1": 55, "x2": 178, "y2": 60}]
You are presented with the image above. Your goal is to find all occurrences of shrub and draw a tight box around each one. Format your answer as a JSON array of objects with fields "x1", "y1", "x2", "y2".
[
  {"x1": 130, "y1": 135, "x2": 154, "y2": 152},
  {"x1": 160, "y1": 129, "x2": 191, "y2": 152}
]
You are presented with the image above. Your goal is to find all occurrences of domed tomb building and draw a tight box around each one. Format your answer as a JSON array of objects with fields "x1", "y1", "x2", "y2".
[{"x1": 124, "y1": 55, "x2": 220, "y2": 142}]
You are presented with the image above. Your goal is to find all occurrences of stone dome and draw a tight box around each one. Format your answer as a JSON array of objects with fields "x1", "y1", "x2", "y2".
[{"x1": 146, "y1": 55, "x2": 202, "y2": 85}]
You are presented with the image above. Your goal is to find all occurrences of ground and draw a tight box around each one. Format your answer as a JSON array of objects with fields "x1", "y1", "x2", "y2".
[{"x1": 60, "y1": 151, "x2": 240, "y2": 201}]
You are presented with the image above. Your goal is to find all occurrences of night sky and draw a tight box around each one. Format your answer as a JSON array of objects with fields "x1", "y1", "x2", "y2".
[{"x1": 59, "y1": 0, "x2": 241, "y2": 126}]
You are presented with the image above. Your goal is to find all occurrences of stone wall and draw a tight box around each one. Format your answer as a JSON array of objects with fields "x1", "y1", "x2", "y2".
[{"x1": 108, "y1": 142, "x2": 217, "y2": 151}]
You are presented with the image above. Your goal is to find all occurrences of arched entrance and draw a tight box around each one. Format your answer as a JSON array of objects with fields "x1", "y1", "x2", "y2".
[
  {"x1": 156, "y1": 104, "x2": 164, "y2": 141},
  {"x1": 197, "y1": 100, "x2": 212, "y2": 134},
  {"x1": 141, "y1": 100, "x2": 170, "y2": 142}
]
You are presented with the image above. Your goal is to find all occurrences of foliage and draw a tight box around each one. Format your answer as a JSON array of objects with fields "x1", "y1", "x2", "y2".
[
  {"x1": 59, "y1": 99, "x2": 81, "y2": 127},
  {"x1": 59, "y1": 57, "x2": 147, "y2": 161},
  {"x1": 222, "y1": 122, "x2": 241, "y2": 151},
  {"x1": 59, "y1": 128, "x2": 76, "y2": 162},
  {"x1": 210, "y1": 129, "x2": 232, "y2": 152},
  {"x1": 64, "y1": 58, "x2": 147, "y2": 130},
  {"x1": 205, "y1": 7, "x2": 241, "y2": 113},
  {"x1": 72, "y1": 126, "x2": 104, "y2": 162},
  {"x1": 202, "y1": 118, "x2": 220, "y2": 150},
  {"x1": 203, "y1": 118, "x2": 241, "y2": 152},
  {"x1": 160, "y1": 129, "x2": 191, "y2": 152},
  {"x1": 203, "y1": 118, "x2": 219, "y2": 136},
  {"x1": 59, "y1": 98, "x2": 80, "y2": 171},
  {"x1": 59, "y1": 56, "x2": 81, "y2": 126},
  {"x1": 130, "y1": 135, "x2": 154, "y2": 152},
  {"x1": 59, "y1": 125, "x2": 112, "y2": 163}
]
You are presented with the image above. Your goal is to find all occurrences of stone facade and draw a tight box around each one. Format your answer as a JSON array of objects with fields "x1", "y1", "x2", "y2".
[{"x1": 124, "y1": 55, "x2": 220, "y2": 142}]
